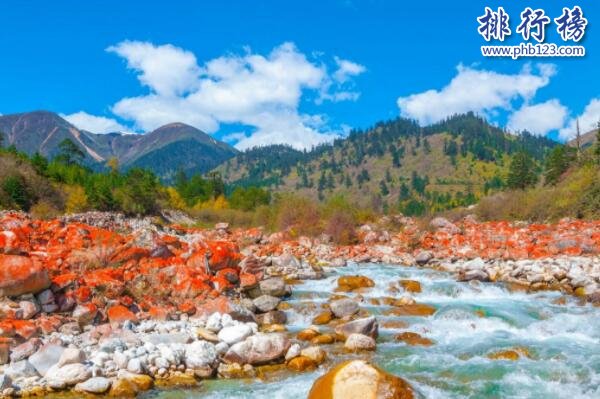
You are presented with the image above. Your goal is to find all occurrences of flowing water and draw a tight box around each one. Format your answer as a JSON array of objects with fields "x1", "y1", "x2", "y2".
[{"x1": 146, "y1": 263, "x2": 600, "y2": 399}]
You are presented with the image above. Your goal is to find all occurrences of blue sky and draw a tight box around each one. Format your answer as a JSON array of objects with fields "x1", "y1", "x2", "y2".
[{"x1": 0, "y1": 0, "x2": 598, "y2": 148}]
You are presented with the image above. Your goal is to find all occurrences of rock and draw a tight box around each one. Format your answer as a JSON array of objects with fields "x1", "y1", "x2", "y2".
[
  {"x1": 337, "y1": 275, "x2": 375, "y2": 291},
  {"x1": 256, "y1": 310, "x2": 287, "y2": 326},
  {"x1": 259, "y1": 278, "x2": 287, "y2": 297},
  {"x1": 9, "y1": 338, "x2": 41, "y2": 362},
  {"x1": 3, "y1": 360, "x2": 39, "y2": 379},
  {"x1": 387, "y1": 303, "x2": 436, "y2": 316},
  {"x1": 72, "y1": 304, "x2": 98, "y2": 325},
  {"x1": 415, "y1": 251, "x2": 433, "y2": 265},
  {"x1": 45, "y1": 363, "x2": 91, "y2": 389},
  {"x1": 196, "y1": 327, "x2": 220, "y2": 343},
  {"x1": 205, "y1": 313, "x2": 222, "y2": 332},
  {"x1": 272, "y1": 253, "x2": 301, "y2": 269},
  {"x1": 285, "y1": 343, "x2": 301, "y2": 361},
  {"x1": 312, "y1": 310, "x2": 333, "y2": 325},
  {"x1": 57, "y1": 347, "x2": 86, "y2": 367},
  {"x1": 107, "y1": 305, "x2": 138, "y2": 325},
  {"x1": 18, "y1": 300, "x2": 39, "y2": 319},
  {"x1": 253, "y1": 295, "x2": 281, "y2": 313},
  {"x1": 487, "y1": 347, "x2": 531, "y2": 361},
  {"x1": 184, "y1": 340, "x2": 217, "y2": 375},
  {"x1": 335, "y1": 316, "x2": 379, "y2": 339},
  {"x1": 218, "y1": 324, "x2": 253, "y2": 345},
  {"x1": 75, "y1": 377, "x2": 112, "y2": 394},
  {"x1": 287, "y1": 356, "x2": 316, "y2": 372},
  {"x1": 344, "y1": 333, "x2": 376, "y2": 351},
  {"x1": 0, "y1": 374, "x2": 11, "y2": 390},
  {"x1": 460, "y1": 269, "x2": 489, "y2": 282},
  {"x1": 223, "y1": 333, "x2": 290, "y2": 365},
  {"x1": 330, "y1": 298, "x2": 359, "y2": 318},
  {"x1": 28, "y1": 344, "x2": 65, "y2": 376},
  {"x1": 430, "y1": 217, "x2": 460, "y2": 234},
  {"x1": 297, "y1": 327, "x2": 320, "y2": 341},
  {"x1": 109, "y1": 371, "x2": 153, "y2": 396},
  {"x1": 0, "y1": 255, "x2": 51, "y2": 297},
  {"x1": 0, "y1": 342, "x2": 8, "y2": 365},
  {"x1": 217, "y1": 362, "x2": 256, "y2": 379},
  {"x1": 300, "y1": 346, "x2": 326, "y2": 364},
  {"x1": 395, "y1": 332, "x2": 434, "y2": 346},
  {"x1": 399, "y1": 280, "x2": 421, "y2": 293},
  {"x1": 307, "y1": 360, "x2": 414, "y2": 399},
  {"x1": 127, "y1": 358, "x2": 144, "y2": 374}
]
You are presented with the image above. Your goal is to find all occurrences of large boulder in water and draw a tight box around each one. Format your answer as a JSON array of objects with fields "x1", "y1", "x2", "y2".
[
  {"x1": 307, "y1": 360, "x2": 414, "y2": 399},
  {"x1": 223, "y1": 333, "x2": 290, "y2": 365},
  {"x1": 0, "y1": 255, "x2": 50, "y2": 297},
  {"x1": 335, "y1": 316, "x2": 378, "y2": 339}
]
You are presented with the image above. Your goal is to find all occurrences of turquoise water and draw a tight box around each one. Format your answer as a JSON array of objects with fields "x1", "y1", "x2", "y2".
[{"x1": 146, "y1": 263, "x2": 600, "y2": 399}]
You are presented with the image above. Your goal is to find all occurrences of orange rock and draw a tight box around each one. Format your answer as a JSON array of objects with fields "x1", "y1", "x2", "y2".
[
  {"x1": 297, "y1": 328, "x2": 320, "y2": 341},
  {"x1": 399, "y1": 280, "x2": 421, "y2": 293},
  {"x1": 337, "y1": 275, "x2": 375, "y2": 292},
  {"x1": 287, "y1": 356, "x2": 316, "y2": 372},
  {"x1": 0, "y1": 255, "x2": 51, "y2": 297},
  {"x1": 312, "y1": 311, "x2": 333, "y2": 325},
  {"x1": 395, "y1": 332, "x2": 434, "y2": 346},
  {"x1": 487, "y1": 347, "x2": 531, "y2": 361},
  {"x1": 307, "y1": 360, "x2": 414, "y2": 399},
  {"x1": 386, "y1": 303, "x2": 437, "y2": 316},
  {"x1": 107, "y1": 305, "x2": 138, "y2": 325}
]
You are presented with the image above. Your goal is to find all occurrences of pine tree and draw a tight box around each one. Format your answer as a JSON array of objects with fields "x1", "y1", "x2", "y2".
[
  {"x1": 379, "y1": 180, "x2": 389, "y2": 196},
  {"x1": 507, "y1": 151, "x2": 538, "y2": 189},
  {"x1": 56, "y1": 138, "x2": 85, "y2": 165},
  {"x1": 0, "y1": 131, "x2": 4, "y2": 148},
  {"x1": 544, "y1": 146, "x2": 575, "y2": 185}
]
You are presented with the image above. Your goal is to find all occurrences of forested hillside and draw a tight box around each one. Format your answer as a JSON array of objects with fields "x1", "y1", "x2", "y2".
[{"x1": 217, "y1": 113, "x2": 558, "y2": 215}]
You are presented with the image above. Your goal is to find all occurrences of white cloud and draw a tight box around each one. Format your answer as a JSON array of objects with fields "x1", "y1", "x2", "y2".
[
  {"x1": 105, "y1": 41, "x2": 361, "y2": 149},
  {"x1": 559, "y1": 98, "x2": 600, "y2": 140},
  {"x1": 107, "y1": 41, "x2": 201, "y2": 97},
  {"x1": 61, "y1": 111, "x2": 128, "y2": 134},
  {"x1": 397, "y1": 63, "x2": 556, "y2": 125},
  {"x1": 507, "y1": 99, "x2": 568, "y2": 136},
  {"x1": 333, "y1": 57, "x2": 366, "y2": 83}
]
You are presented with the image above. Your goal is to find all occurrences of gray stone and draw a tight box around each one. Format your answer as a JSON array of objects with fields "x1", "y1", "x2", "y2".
[
  {"x1": 335, "y1": 316, "x2": 379, "y2": 339},
  {"x1": 217, "y1": 324, "x2": 253, "y2": 345},
  {"x1": 0, "y1": 374, "x2": 12, "y2": 390},
  {"x1": 4, "y1": 360, "x2": 40, "y2": 379},
  {"x1": 9, "y1": 338, "x2": 41, "y2": 362},
  {"x1": 45, "y1": 363, "x2": 91, "y2": 389},
  {"x1": 252, "y1": 295, "x2": 280, "y2": 313},
  {"x1": 256, "y1": 310, "x2": 287, "y2": 326},
  {"x1": 344, "y1": 333, "x2": 376, "y2": 351},
  {"x1": 28, "y1": 344, "x2": 65, "y2": 376},
  {"x1": 75, "y1": 376, "x2": 111, "y2": 394},
  {"x1": 223, "y1": 333, "x2": 290, "y2": 365},
  {"x1": 184, "y1": 340, "x2": 218, "y2": 370},
  {"x1": 415, "y1": 251, "x2": 433, "y2": 265},
  {"x1": 259, "y1": 278, "x2": 287, "y2": 297},
  {"x1": 330, "y1": 298, "x2": 359, "y2": 318},
  {"x1": 57, "y1": 348, "x2": 86, "y2": 367}
]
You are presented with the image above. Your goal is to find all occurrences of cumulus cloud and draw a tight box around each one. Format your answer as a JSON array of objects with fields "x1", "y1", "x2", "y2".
[
  {"x1": 559, "y1": 98, "x2": 600, "y2": 140},
  {"x1": 333, "y1": 57, "x2": 366, "y2": 83},
  {"x1": 107, "y1": 41, "x2": 201, "y2": 97},
  {"x1": 105, "y1": 41, "x2": 363, "y2": 149},
  {"x1": 397, "y1": 63, "x2": 556, "y2": 125},
  {"x1": 507, "y1": 99, "x2": 568, "y2": 136},
  {"x1": 61, "y1": 111, "x2": 128, "y2": 134}
]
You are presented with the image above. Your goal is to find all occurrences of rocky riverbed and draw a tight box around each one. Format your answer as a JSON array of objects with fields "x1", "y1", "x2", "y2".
[{"x1": 0, "y1": 211, "x2": 599, "y2": 397}]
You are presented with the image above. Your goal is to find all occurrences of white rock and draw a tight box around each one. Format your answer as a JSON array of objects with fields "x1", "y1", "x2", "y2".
[
  {"x1": 127, "y1": 358, "x2": 144, "y2": 374},
  {"x1": 217, "y1": 324, "x2": 253, "y2": 345},
  {"x1": 75, "y1": 376, "x2": 111, "y2": 394},
  {"x1": 344, "y1": 333, "x2": 376, "y2": 351},
  {"x1": 285, "y1": 343, "x2": 301, "y2": 361},
  {"x1": 184, "y1": 340, "x2": 218, "y2": 369},
  {"x1": 45, "y1": 363, "x2": 91, "y2": 389}
]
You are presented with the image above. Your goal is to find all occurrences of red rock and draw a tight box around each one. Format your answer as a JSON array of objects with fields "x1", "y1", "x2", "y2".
[
  {"x1": 12, "y1": 319, "x2": 39, "y2": 339},
  {"x1": 0, "y1": 255, "x2": 51, "y2": 297},
  {"x1": 107, "y1": 305, "x2": 138, "y2": 325},
  {"x1": 206, "y1": 241, "x2": 241, "y2": 271}
]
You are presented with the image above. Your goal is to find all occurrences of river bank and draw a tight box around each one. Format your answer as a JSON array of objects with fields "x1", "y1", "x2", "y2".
[{"x1": 0, "y1": 211, "x2": 599, "y2": 397}]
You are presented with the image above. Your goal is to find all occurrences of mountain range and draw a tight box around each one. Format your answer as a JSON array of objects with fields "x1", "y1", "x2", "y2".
[
  {"x1": 0, "y1": 111, "x2": 237, "y2": 180},
  {"x1": 216, "y1": 113, "x2": 559, "y2": 213}
]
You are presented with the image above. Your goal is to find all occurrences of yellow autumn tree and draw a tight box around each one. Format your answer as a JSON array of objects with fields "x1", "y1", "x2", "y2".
[{"x1": 64, "y1": 185, "x2": 88, "y2": 213}]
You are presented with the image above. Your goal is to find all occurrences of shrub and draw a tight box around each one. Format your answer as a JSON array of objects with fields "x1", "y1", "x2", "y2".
[
  {"x1": 1, "y1": 175, "x2": 32, "y2": 210},
  {"x1": 64, "y1": 185, "x2": 89, "y2": 213},
  {"x1": 30, "y1": 200, "x2": 61, "y2": 219}
]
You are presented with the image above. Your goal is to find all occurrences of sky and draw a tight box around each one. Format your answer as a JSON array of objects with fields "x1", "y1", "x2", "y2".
[{"x1": 0, "y1": 0, "x2": 598, "y2": 149}]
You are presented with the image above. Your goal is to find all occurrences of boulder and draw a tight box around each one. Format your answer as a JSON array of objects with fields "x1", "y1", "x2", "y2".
[
  {"x1": 337, "y1": 275, "x2": 374, "y2": 291},
  {"x1": 57, "y1": 347, "x2": 86, "y2": 367},
  {"x1": 300, "y1": 346, "x2": 326, "y2": 364},
  {"x1": 414, "y1": 251, "x2": 433, "y2": 265},
  {"x1": 9, "y1": 338, "x2": 41, "y2": 362},
  {"x1": 307, "y1": 360, "x2": 414, "y2": 399},
  {"x1": 312, "y1": 310, "x2": 333, "y2": 325},
  {"x1": 75, "y1": 376, "x2": 112, "y2": 394},
  {"x1": 256, "y1": 310, "x2": 287, "y2": 326},
  {"x1": 395, "y1": 332, "x2": 433, "y2": 346},
  {"x1": 285, "y1": 343, "x2": 301, "y2": 361},
  {"x1": 330, "y1": 299, "x2": 359, "y2": 318},
  {"x1": 253, "y1": 295, "x2": 281, "y2": 313},
  {"x1": 287, "y1": 355, "x2": 316, "y2": 372},
  {"x1": 107, "y1": 305, "x2": 138, "y2": 325},
  {"x1": 45, "y1": 363, "x2": 91, "y2": 389},
  {"x1": 399, "y1": 280, "x2": 421, "y2": 293},
  {"x1": 217, "y1": 324, "x2": 254, "y2": 345},
  {"x1": 0, "y1": 374, "x2": 11, "y2": 390},
  {"x1": 28, "y1": 344, "x2": 65, "y2": 376},
  {"x1": 72, "y1": 304, "x2": 98, "y2": 326},
  {"x1": 272, "y1": 253, "x2": 301, "y2": 269},
  {"x1": 259, "y1": 278, "x2": 287, "y2": 297},
  {"x1": 0, "y1": 255, "x2": 50, "y2": 297},
  {"x1": 344, "y1": 333, "x2": 376, "y2": 351},
  {"x1": 184, "y1": 340, "x2": 217, "y2": 375},
  {"x1": 3, "y1": 360, "x2": 39, "y2": 379},
  {"x1": 335, "y1": 316, "x2": 378, "y2": 339},
  {"x1": 223, "y1": 333, "x2": 290, "y2": 365}
]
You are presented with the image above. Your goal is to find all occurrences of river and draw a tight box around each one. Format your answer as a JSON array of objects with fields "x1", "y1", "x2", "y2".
[{"x1": 145, "y1": 262, "x2": 600, "y2": 399}]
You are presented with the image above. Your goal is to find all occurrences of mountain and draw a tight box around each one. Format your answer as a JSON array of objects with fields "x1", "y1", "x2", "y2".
[
  {"x1": 568, "y1": 128, "x2": 599, "y2": 150},
  {"x1": 0, "y1": 111, "x2": 237, "y2": 180},
  {"x1": 216, "y1": 113, "x2": 559, "y2": 214}
]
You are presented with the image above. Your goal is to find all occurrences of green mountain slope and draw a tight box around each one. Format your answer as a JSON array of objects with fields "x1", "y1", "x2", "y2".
[{"x1": 216, "y1": 113, "x2": 558, "y2": 214}]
